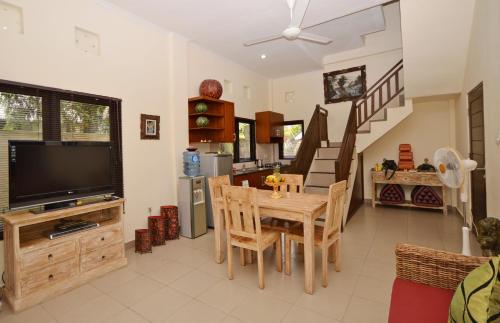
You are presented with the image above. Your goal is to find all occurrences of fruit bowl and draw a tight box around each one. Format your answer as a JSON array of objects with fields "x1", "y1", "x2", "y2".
[{"x1": 264, "y1": 174, "x2": 285, "y2": 199}]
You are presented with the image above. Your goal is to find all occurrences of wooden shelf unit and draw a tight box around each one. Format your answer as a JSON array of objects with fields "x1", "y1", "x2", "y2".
[
  {"x1": 2, "y1": 199, "x2": 127, "y2": 312},
  {"x1": 371, "y1": 171, "x2": 447, "y2": 215},
  {"x1": 188, "y1": 96, "x2": 235, "y2": 143},
  {"x1": 255, "y1": 111, "x2": 284, "y2": 144}
]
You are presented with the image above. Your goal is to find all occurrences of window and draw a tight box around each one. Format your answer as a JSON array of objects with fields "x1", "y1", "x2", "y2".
[
  {"x1": 279, "y1": 120, "x2": 304, "y2": 159},
  {"x1": 61, "y1": 100, "x2": 110, "y2": 141},
  {"x1": 0, "y1": 80, "x2": 123, "y2": 239},
  {"x1": 234, "y1": 117, "x2": 255, "y2": 163},
  {"x1": 0, "y1": 91, "x2": 43, "y2": 214}
]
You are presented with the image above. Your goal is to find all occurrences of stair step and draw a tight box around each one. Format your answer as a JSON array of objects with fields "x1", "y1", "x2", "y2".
[
  {"x1": 328, "y1": 142, "x2": 342, "y2": 148},
  {"x1": 304, "y1": 186, "x2": 329, "y2": 195},
  {"x1": 317, "y1": 147, "x2": 340, "y2": 159},
  {"x1": 309, "y1": 159, "x2": 336, "y2": 172},
  {"x1": 309, "y1": 171, "x2": 335, "y2": 174},
  {"x1": 306, "y1": 173, "x2": 336, "y2": 187}
]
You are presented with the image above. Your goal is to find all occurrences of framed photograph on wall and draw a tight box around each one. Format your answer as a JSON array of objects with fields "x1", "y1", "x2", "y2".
[
  {"x1": 140, "y1": 114, "x2": 160, "y2": 140},
  {"x1": 323, "y1": 65, "x2": 366, "y2": 104}
]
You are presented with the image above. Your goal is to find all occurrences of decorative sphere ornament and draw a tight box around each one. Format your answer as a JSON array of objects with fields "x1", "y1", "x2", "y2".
[
  {"x1": 194, "y1": 102, "x2": 208, "y2": 113},
  {"x1": 199, "y1": 79, "x2": 223, "y2": 99},
  {"x1": 195, "y1": 116, "x2": 209, "y2": 128}
]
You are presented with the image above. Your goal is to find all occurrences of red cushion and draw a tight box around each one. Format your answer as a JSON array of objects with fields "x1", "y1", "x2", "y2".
[{"x1": 388, "y1": 278, "x2": 455, "y2": 323}]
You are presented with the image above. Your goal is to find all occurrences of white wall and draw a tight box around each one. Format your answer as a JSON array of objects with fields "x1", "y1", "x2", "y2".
[
  {"x1": 270, "y1": 3, "x2": 403, "y2": 142},
  {"x1": 363, "y1": 98, "x2": 456, "y2": 202},
  {"x1": 400, "y1": 0, "x2": 475, "y2": 98},
  {"x1": 0, "y1": 0, "x2": 176, "y2": 243},
  {"x1": 456, "y1": 0, "x2": 500, "y2": 219},
  {"x1": 271, "y1": 49, "x2": 403, "y2": 143}
]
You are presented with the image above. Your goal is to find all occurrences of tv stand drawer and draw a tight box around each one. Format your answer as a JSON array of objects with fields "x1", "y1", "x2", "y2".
[
  {"x1": 21, "y1": 241, "x2": 77, "y2": 274},
  {"x1": 20, "y1": 259, "x2": 78, "y2": 296},
  {"x1": 81, "y1": 243, "x2": 124, "y2": 272},
  {"x1": 80, "y1": 226, "x2": 123, "y2": 253}
]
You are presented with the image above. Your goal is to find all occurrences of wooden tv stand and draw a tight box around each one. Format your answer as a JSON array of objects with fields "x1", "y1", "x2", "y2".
[{"x1": 2, "y1": 199, "x2": 127, "y2": 312}]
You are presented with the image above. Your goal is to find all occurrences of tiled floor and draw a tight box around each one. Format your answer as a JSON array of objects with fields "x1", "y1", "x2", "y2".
[{"x1": 0, "y1": 205, "x2": 482, "y2": 323}]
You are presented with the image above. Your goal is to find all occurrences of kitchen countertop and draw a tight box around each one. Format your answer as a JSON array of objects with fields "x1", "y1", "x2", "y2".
[{"x1": 233, "y1": 165, "x2": 289, "y2": 176}]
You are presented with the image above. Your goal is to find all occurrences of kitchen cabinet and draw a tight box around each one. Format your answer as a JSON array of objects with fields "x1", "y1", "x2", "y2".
[
  {"x1": 188, "y1": 96, "x2": 235, "y2": 143},
  {"x1": 233, "y1": 169, "x2": 273, "y2": 190},
  {"x1": 255, "y1": 111, "x2": 284, "y2": 144}
]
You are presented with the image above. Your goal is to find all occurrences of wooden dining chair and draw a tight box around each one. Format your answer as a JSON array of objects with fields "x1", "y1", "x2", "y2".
[
  {"x1": 208, "y1": 175, "x2": 232, "y2": 263},
  {"x1": 284, "y1": 180, "x2": 347, "y2": 287},
  {"x1": 221, "y1": 185, "x2": 282, "y2": 289},
  {"x1": 278, "y1": 174, "x2": 304, "y2": 193}
]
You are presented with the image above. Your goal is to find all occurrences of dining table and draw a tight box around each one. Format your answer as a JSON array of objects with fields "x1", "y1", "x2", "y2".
[{"x1": 213, "y1": 189, "x2": 328, "y2": 295}]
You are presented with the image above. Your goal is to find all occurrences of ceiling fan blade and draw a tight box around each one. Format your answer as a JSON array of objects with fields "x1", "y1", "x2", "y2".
[
  {"x1": 297, "y1": 32, "x2": 332, "y2": 45},
  {"x1": 244, "y1": 34, "x2": 283, "y2": 47},
  {"x1": 289, "y1": 0, "x2": 310, "y2": 28}
]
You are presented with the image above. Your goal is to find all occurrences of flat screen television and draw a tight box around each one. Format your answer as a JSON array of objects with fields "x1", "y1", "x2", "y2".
[{"x1": 8, "y1": 141, "x2": 115, "y2": 209}]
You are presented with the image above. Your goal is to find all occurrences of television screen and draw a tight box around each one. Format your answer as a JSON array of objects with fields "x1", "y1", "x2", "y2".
[{"x1": 9, "y1": 141, "x2": 114, "y2": 209}]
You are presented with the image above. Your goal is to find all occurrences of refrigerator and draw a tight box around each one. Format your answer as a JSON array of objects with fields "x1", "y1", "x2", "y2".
[
  {"x1": 200, "y1": 153, "x2": 233, "y2": 227},
  {"x1": 178, "y1": 176, "x2": 207, "y2": 238}
]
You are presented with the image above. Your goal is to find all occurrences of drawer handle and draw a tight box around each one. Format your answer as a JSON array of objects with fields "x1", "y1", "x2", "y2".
[
  {"x1": 48, "y1": 274, "x2": 54, "y2": 280},
  {"x1": 101, "y1": 255, "x2": 106, "y2": 260},
  {"x1": 101, "y1": 237, "x2": 105, "y2": 241},
  {"x1": 48, "y1": 253, "x2": 53, "y2": 260}
]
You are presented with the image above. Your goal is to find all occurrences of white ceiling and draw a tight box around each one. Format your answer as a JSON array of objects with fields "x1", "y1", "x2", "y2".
[{"x1": 107, "y1": 0, "x2": 394, "y2": 77}]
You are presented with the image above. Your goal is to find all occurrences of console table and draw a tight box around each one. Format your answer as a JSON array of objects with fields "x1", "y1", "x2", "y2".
[
  {"x1": 2, "y1": 199, "x2": 127, "y2": 312},
  {"x1": 371, "y1": 171, "x2": 447, "y2": 215}
]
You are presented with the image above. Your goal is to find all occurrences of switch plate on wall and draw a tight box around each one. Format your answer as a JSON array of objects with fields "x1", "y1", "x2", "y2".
[
  {"x1": 75, "y1": 27, "x2": 100, "y2": 56},
  {"x1": 0, "y1": 1, "x2": 23, "y2": 34}
]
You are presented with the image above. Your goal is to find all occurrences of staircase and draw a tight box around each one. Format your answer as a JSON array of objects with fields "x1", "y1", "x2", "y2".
[
  {"x1": 291, "y1": 59, "x2": 411, "y2": 222},
  {"x1": 354, "y1": 59, "x2": 412, "y2": 152}
]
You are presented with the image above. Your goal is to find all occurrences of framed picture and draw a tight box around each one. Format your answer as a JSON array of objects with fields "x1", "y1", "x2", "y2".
[
  {"x1": 140, "y1": 114, "x2": 160, "y2": 140},
  {"x1": 323, "y1": 65, "x2": 366, "y2": 104}
]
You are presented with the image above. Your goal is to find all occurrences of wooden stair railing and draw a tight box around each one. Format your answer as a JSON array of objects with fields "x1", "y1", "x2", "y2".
[
  {"x1": 335, "y1": 59, "x2": 404, "y2": 219},
  {"x1": 356, "y1": 59, "x2": 404, "y2": 128},
  {"x1": 288, "y1": 105, "x2": 328, "y2": 179},
  {"x1": 334, "y1": 101, "x2": 357, "y2": 182}
]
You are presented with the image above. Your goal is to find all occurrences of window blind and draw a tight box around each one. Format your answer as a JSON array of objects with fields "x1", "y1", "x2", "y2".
[
  {"x1": 61, "y1": 100, "x2": 110, "y2": 141},
  {"x1": 0, "y1": 91, "x2": 43, "y2": 236}
]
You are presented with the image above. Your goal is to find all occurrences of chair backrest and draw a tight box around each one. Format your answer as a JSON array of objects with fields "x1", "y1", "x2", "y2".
[
  {"x1": 221, "y1": 185, "x2": 262, "y2": 245},
  {"x1": 278, "y1": 174, "x2": 304, "y2": 193},
  {"x1": 322, "y1": 180, "x2": 347, "y2": 242},
  {"x1": 208, "y1": 175, "x2": 230, "y2": 214}
]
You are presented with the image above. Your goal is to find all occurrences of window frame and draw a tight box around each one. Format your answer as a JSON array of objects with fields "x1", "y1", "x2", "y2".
[
  {"x1": 279, "y1": 120, "x2": 304, "y2": 160},
  {"x1": 233, "y1": 117, "x2": 256, "y2": 163},
  {"x1": 0, "y1": 79, "x2": 124, "y2": 202}
]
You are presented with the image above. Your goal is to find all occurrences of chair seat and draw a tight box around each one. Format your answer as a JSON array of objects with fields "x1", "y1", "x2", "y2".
[
  {"x1": 231, "y1": 228, "x2": 280, "y2": 250},
  {"x1": 389, "y1": 278, "x2": 454, "y2": 323},
  {"x1": 288, "y1": 224, "x2": 339, "y2": 246},
  {"x1": 261, "y1": 218, "x2": 300, "y2": 233}
]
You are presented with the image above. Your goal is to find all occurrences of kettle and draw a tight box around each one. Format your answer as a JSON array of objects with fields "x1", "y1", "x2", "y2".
[{"x1": 255, "y1": 159, "x2": 263, "y2": 168}]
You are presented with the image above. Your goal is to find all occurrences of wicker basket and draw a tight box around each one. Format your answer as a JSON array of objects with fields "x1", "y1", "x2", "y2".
[
  {"x1": 135, "y1": 229, "x2": 152, "y2": 254},
  {"x1": 148, "y1": 216, "x2": 166, "y2": 246},
  {"x1": 161, "y1": 205, "x2": 180, "y2": 240},
  {"x1": 395, "y1": 243, "x2": 489, "y2": 290}
]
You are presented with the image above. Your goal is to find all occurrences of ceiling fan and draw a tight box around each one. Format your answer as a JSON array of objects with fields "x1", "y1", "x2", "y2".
[{"x1": 244, "y1": 0, "x2": 333, "y2": 47}]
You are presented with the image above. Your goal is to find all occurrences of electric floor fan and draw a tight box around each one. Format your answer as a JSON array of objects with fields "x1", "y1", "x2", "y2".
[{"x1": 433, "y1": 147, "x2": 478, "y2": 256}]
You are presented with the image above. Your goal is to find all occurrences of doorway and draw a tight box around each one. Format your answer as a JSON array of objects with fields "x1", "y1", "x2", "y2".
[{"x1": 468, "y1": 82, "x2": 487, "y2": 225}]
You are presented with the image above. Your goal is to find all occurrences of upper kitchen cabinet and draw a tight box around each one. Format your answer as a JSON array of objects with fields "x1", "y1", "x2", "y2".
[
  {"x1": 255, "y1": 111, "x2": 284, "y2": 144},
  {"x1": 188, "y1": 96, "x2": 235, "y2": 143}
]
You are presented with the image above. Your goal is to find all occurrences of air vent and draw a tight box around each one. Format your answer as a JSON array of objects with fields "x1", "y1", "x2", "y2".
[
  {"x1": 0, "y1": 1, "x2": 24, "y2": 34},
  {"x1": 75, "y1": 27, "x2": 100, "y2": 56}
]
